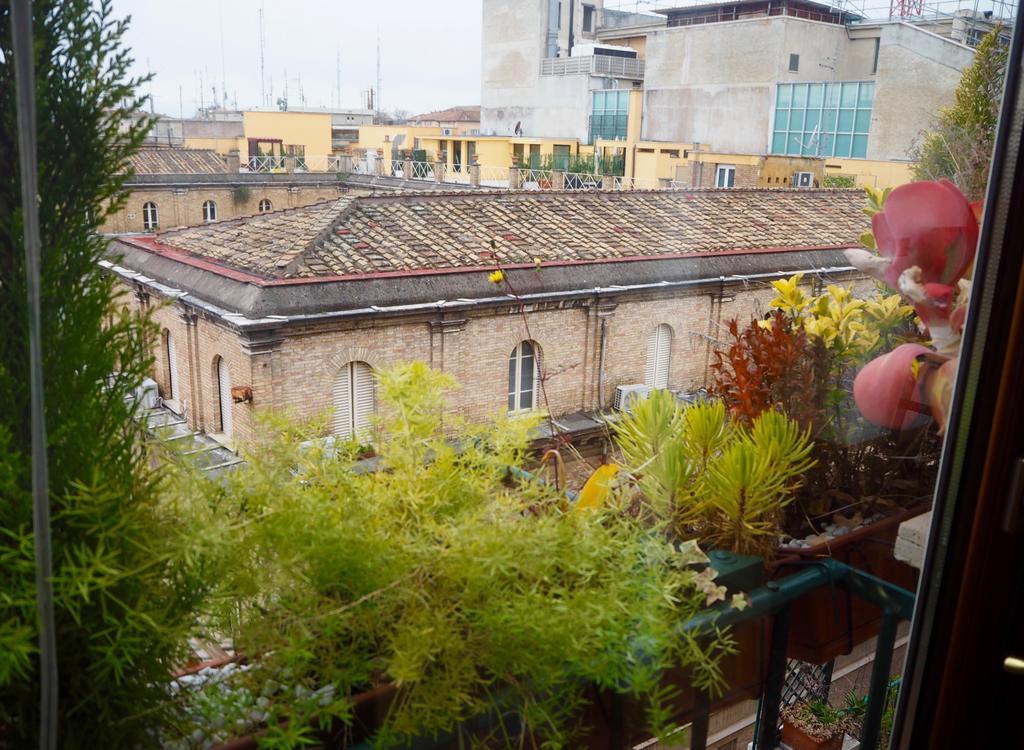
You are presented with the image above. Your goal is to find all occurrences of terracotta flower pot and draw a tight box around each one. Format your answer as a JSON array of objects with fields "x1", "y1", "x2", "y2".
[
  {"x1": 772, "y1": 504, "x2": 926, "y2": 664},
  {"x1": 781, "y1": 718, "x2": 844, "y2": 750}
]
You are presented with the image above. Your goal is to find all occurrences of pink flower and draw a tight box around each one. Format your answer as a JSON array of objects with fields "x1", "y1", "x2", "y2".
[
  {"x1": 852, "y1": 344, "x2": 933, "y2": 431},
  {"x1": 871, "y1": 180, "x2": 978, "y2": 289}
]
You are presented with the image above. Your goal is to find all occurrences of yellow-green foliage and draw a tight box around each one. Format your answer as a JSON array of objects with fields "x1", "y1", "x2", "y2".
[
  {"x1": 612, "y1": 392, "x2": 814, "y2": 557},
  {"x1": 173, "y1": 362, "x2": 732, "y2": 749},
  {"x1": 768, "y1": 273, "x2": 915, "y2": 363}
]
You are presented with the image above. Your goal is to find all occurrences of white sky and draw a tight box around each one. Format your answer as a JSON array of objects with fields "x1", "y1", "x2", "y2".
[{"x1": 111, "y1": 0, "x2": 483, "y2": 117}]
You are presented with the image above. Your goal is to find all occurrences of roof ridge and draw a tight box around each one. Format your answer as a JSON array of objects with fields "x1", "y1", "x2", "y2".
[{"x1": 275, "y1": 196, "x2": 357, "y2": 275}]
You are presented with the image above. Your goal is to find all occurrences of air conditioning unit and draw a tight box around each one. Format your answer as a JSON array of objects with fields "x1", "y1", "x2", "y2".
[
  {"x1": 792, "y1": 171, "x2": 815, "y2": 188},
  {"x1": 613, "y1": 384, "x2": 652, "y2": 412},
  {"x1": 441, "y1": 127, "x2": 454, "y2": 136}
]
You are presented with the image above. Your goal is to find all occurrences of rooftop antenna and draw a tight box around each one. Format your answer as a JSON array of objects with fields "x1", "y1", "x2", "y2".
[
  {"x1": 199, "y1": 69, "x2": 205, "y2": 113},
  {"x1": 376, "y1": 29, "x2": 381, "y2": 119},
  {"x1": 219, "y1": 7, "x2": 228, "y2": 108},
  {"x1": 146, "y1": 57, "x2": 154, "y2": 114},
  {"x1": 259, "y1": 3, "x2": 267, "y2": 106}
]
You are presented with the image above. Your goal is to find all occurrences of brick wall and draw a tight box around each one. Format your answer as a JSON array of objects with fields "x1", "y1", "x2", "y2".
[
  {"x1": 102, "y1": 183, "x2": 347, "y2": 233},
  {"x1": 121, "y1": 271, "x2": 860, "y2": 447}
]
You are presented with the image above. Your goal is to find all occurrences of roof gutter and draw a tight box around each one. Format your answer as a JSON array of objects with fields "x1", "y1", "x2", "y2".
[{"x1": 101, "y1": 259, "x2": 858, "y2": 332}]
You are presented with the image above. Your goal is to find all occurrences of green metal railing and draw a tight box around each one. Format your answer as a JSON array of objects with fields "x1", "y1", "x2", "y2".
[{"x1": 351, "y1": 557, "x2": 914, "y2": 750}]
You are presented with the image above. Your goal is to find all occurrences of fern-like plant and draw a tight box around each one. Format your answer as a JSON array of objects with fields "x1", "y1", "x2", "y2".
[{"x1": 169, "y1": 363, "x2": 734, "y2": 749}]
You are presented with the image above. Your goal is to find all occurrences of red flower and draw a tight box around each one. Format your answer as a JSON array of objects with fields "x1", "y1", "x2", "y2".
[{"x1": 872, "y1": 180, "x2": 979, "y2": 289}]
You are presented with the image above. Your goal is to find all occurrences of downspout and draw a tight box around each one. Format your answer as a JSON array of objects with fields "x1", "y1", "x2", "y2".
[
  {"x1": 568, "y1": 0, "x2": 576, "y2": 55},
  {"x1": 597, "y1": 317, "x2": 608, "y2": 410},
  {"x1": 546, "y1": 0, "x2": 560, "y2": 58}
]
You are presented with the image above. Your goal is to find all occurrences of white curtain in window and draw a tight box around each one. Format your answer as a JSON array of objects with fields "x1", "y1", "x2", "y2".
[
  {"x1": 333, "y1": 361, "x2": 375, "y2": 439},
  {"x1": 645, "y1": 324, "x2": 672, "y2": 389},
  {"x1": 217, "y1": 356, "x2": 233, "y2": 437}
]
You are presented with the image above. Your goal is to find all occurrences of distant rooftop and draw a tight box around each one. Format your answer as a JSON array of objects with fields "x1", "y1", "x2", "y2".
[
  {"x1": 125, "y1": 189, "x2": 868, "y2": 281},
  {"x1": 126, "y1": 148, "x2": 229, "y2": 175},
  {"x1": 410, "y1": 105, "x2": 482, "y2": 123}
]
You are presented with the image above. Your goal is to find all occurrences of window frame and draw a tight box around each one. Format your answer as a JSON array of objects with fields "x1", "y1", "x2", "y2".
[
  {"x1": 258, "y1": 198, "x2": 272, "y2": 213},
  {"x1": 142, "y1": 201, "x2": 158, "y2": 230},
  {"x1": 202, "y1": 199, "x2": 218, "y2": 223},
  {"x1": 715, "y1": 165, "x2": 736, "y2": 188},
  {"x1": 508, "y1": 341, "x2": 539, "y2": 414}
]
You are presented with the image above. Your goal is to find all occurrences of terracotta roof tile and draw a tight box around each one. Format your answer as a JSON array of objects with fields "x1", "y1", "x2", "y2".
[
  {"x1": 127, "y1": 147, "x2": 230, "y2": 175},
  {"x1": 147, "y1": 189, "x2": 869, "y2": 280}
]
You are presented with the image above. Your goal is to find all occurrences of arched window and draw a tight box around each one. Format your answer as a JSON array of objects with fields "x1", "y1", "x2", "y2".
[
  {"x1": 258, "y1": 198, "x2": 273, "y2": 212},
  {"x1": 143, "y1": 201, "x2": 158, "y2": 230},
  {"x1": 215, "y1": 356, "x2": 233, "y2": 438},
  {"x1": 333, "y1": 361, "x2": 375, "y2": 440},
  {"x1": 508, "y1": 340, "x2": 539, "y2": 413},
  {"x1": 164, "y1": 330, "x2": 180, "y2": 408},
  {"x1": 202, "y1": 200, "x2": 218, "y2": 223},
  {"x1": 645, "y1": 324, "x2": 673, "y2": 389}
]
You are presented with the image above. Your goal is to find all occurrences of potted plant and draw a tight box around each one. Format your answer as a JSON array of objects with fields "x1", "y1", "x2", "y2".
[
  {"x1": 707, "y1": 267, "x2": 942, "y2": 662},
  {"x1": 780, "y1": 700, "x2": 852, "y2": 750},
  {"x1": 165, "y1": 363, "x2": 738, "y2": 749},
  {"x1": 593, "y1": 391, "x2": 813, "y2": 735}
]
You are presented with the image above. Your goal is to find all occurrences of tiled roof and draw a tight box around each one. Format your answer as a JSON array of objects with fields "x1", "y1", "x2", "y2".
[
  {"x1": 149, "y1": 189, "x2": 869, "y2": 280},
  {"x1": 127, "y1": 148, "x2": 230, "y2": 175},
  {"x1": 410, "y1": 105, "x2": 481, "y2": 123}
]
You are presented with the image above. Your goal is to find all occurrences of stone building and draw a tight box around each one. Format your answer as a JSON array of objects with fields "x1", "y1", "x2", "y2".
[
  {"x1": 106, "y1": 188, "x2": 868, "y2": 449},
  {"x1": 104, "y1": 147, "x2": 474, "y2": 235}
]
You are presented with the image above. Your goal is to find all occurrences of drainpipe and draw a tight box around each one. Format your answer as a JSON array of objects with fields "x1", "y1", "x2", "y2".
[
  {"x1": 546, "y1": 0, "x2": 560, "y2": 58},
  {"x1": 568, "y1": 0, "x2": 576, "y2": 55},
  {"x1": 597, "y1": 317, "x2": 608, "y2": 410}
]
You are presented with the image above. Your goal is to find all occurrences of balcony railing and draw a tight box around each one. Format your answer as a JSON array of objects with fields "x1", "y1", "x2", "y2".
[
  {"x1": 540, "y1": 55, "x2": 645, "y2": 78},
  {"x1": 348, "y1": 558, "x2": 914, "y2": 750}
]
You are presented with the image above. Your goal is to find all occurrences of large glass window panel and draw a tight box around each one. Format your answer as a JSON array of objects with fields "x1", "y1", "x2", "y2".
[
  {"x1": 855, "y1": 109, "x2": 872, "y2": 133},
  {"x1": 819, "y1": 132, "x2": 834, "y2": 155},
  {"x1": 852, "y1": 134, "x2": 869, "y2": 158},
  {"x1": 807, "y1": 83, "x2": 823, "y2": 108},
  {"x1": 789, "y1": 110, "x2": 805, "y2": 130},
  {"x1": 838, "y1": 109, "x2": 855, "y2": 132},
  {"x1": 858, "y1": 81, "x2": 874, "y2": 107},
  {"x1": 772, "y1": 132, "x2": 788, "y2": 153},
  {"x1": 793, "y1": 83, "x2": 808, "y2": 108},
  {"x1": 804, "y1": 109, "x2": 821, "y2": 131},
  {"x1": 774, "y1": 109, "x2": 789, "y2": 129},
  {"x1": 821, "y1": 108, "x2": 838, "y2": 131},
  {"x1": 777, "y1": 83, "x2": 792, "y2": 107},
  {"x1": 835, "y1": 133, "x2": 853, "y2": 156},
  {"x1": 840, "y1": 82, "x2": 858, "y2": 107},
  {"x1": 788, "y1": 133, "x2": 804, "y2": 155}
]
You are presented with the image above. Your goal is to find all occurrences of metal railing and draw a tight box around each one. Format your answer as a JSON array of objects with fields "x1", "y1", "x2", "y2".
[
  {"x1": 244, "y1": 155, "x2": 285, "y2": 173},
  {"x1": 540, "y1": 55, "x2": 645, "y2": 78},
  {"x1": 349, "y1": 558, "x2": 914, "y2": 750}
]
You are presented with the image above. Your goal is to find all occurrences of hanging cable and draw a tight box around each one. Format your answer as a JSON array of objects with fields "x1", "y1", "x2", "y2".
[{"x1": 10, "y1": 1, "x2": 58, "y2": 748}]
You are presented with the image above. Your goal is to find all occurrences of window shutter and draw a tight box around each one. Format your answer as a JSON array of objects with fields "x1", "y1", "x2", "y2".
[
  {"x1": 218, "y1": 357, "x2": 233, "y2": 437},
  {"x1": 333, "y1": 365, "x2": 353, "y2": 438},
  {"x1": 167, "y1": 333, "x2": 179, "y2": 403},
  {"x1": 656, "y1": 324, "x2": 672, "y2": 388},
  {"x1": 352, "y1": 362, "x2": 375, "y2": 439},
  {"x1": 646, "y1": 324, "x2": 672, "y2": 389}
]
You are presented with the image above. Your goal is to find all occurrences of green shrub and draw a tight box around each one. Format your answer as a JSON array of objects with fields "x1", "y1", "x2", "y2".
[
  {"x1": 171, "y1": 363, "x2": 733, "y2": 748},
  {"x1": 612, "y1": 391, "x2": 814, "y2": 557},
  {"x1": 0, "y1": 2, "x2": 215, "y2": 746}
]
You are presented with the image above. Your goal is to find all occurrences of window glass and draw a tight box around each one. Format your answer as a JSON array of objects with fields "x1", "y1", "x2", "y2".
[{"x1": 772, "y1": 81, "x2": 874, "y2": 158}]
